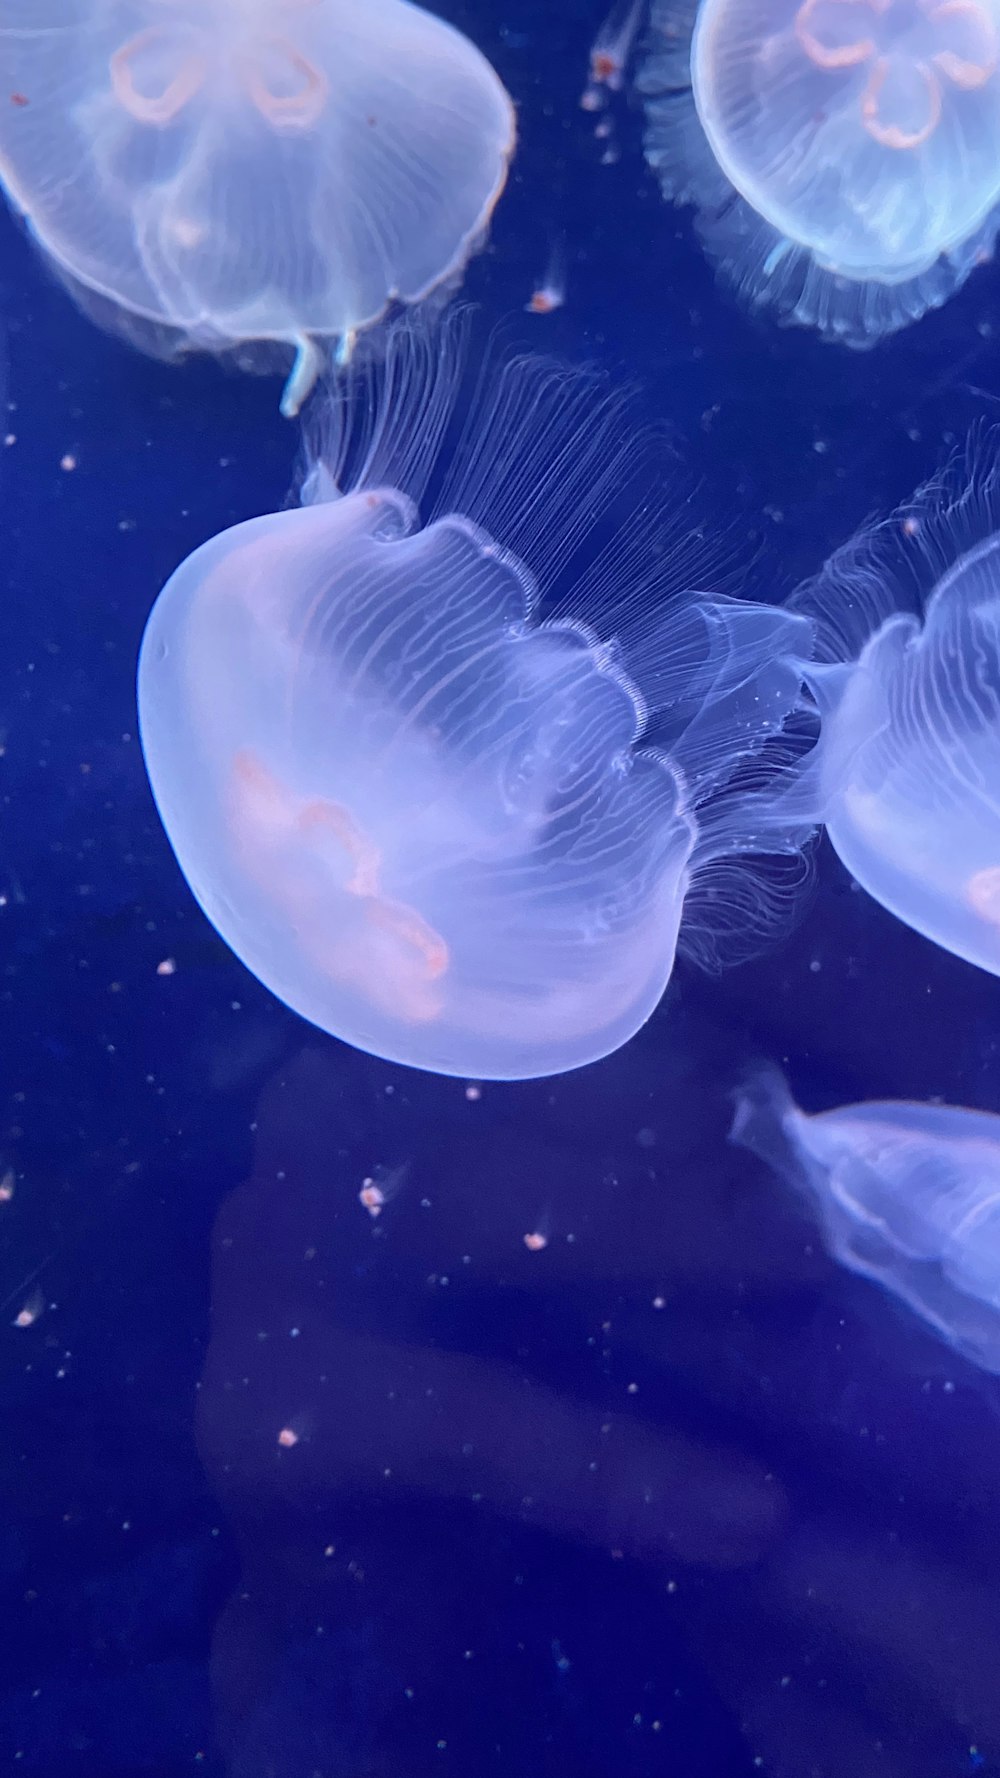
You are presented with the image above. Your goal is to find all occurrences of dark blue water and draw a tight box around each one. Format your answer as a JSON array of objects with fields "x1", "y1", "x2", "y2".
[{"x1": 3, "y1": 3, "x2": 1000, "y2": 1774}]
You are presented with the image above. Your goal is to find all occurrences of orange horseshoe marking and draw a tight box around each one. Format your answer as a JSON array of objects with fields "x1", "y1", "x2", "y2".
[
  {"x1": 967, "y1": 865, "x2": 1000, "y2": 924},
  {"x1": 861, "y1": 53, "x2": 942, "y2": 145},
  {"x1": 240, "y1": 36, "x2": 328, "y2": 129},
  {"x1": 794, "y1": 0, "x2": 999, "y2": 149},
  {"x1": 297, "y1": 799, "x2": 382, "y2": 899},
  {"x1": 928, "y1": 0, "x2": 999, "y2": 84},
  {"x1": 795, "y1": 0, "x2": 887, "y2": 70},
  {"x1": 230, "y1": 750, "x2": 450, "y2": 1018},
  {"x1": 364, "y1": 897, "x2": 450, "y2": 982},
  {"x1": 110, "y1": 27, "x2": 207, "y2": 125}
]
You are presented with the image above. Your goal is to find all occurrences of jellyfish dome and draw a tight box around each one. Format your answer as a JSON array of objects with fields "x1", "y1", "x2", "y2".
[
  {"x1": 639, "y1": 0, "x2": 1000, "y2": 344},
  {"x1": 732, "y1": 1067, "x2": 1000, "y2": 1373},
  {"x1": 137, "y1": 319, "x2": 812, "y2": 1079},
  {"x1": 786, "y1": 438, "x2": 1000, "y2": 977},
  {"x1": 0, "y1": 0, "x2": 515, "y2": 413}
]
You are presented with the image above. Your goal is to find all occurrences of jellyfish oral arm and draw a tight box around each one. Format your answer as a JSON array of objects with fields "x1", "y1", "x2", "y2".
[{"x1": 280, "y1": 335, "x2": 325, "y2": 419}]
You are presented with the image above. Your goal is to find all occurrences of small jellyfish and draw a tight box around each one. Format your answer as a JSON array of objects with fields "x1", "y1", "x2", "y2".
[
  {"x1": 0, "y1": 0, "x2": 515, "y2": 414},
  {"x1": 137, "y1": 315, "x2": 813, "y2": 1079},
  {"x1": 638, "y1": 0, "x2": 1000, "y2": 344},
  {"x1": 785, "y1": 437, "x2": 1000, "y2": 977},
  {"x1": 732, "y1": 1066, "x2": 1000, "y2": 1372}
]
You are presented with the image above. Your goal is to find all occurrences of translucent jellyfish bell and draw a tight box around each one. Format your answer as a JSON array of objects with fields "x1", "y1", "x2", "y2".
[
  {"x1": 785, "y1": 437, "x2": 1000, "y2": 976},
  {"x1": 639, "y1": 0, "x2": 1000, "y2": 343},
  {"x1": 0, "y1": 0, "x2": 515, "y2": 413},
  {"x1": 732, "y1": 1067, "x2": 1000, "y2": 1372},
  {"x1": 137, "y1": 317, "x2": 813, "y2": 1079}
]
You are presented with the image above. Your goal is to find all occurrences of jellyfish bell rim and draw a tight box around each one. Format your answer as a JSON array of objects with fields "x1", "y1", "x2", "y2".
[
  {"x1": 697, "y1": 179, "x2": 999, "y2": 345},
  {"x1": 137, "y1": 488, "x2": 423, "y2": 651},
  {"x1": 243, "y1": 859, "x2": 692, "y2": 1083},
  {"x1": 8, "y1": 194, "x2": 508, "y2": 382},
  {"x1": 824, "y1": 790, "x2": 1000, "y2": 980}
]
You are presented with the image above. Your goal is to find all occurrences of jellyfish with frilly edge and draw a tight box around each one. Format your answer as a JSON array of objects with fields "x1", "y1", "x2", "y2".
[
  {"x1": 137, "y1": 317, "x2": 815, "y2": 1078},
  {"x1": 0, "y1": 0, "x2": 515, "y2": 411},
  {"x1": 639, "y1": 0, "x2": 1000, "y2": 342}
]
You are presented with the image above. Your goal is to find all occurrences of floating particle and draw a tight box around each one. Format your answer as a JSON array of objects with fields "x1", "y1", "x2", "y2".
[
  {"x1": 13, "y1": 1287, "x2": 44, "y2": 1328},
  {"x1": 526, "y1": 241, "x2": 567, "y2": 315},
  {"x1": 359, "y1": 1178, "x2": 386, "y2": 1218},
  {"x1": 359, "y1": 1160, "x2": 409, "y2": 1218},
  {"x1": 582, "y1": 0, "x2": 643, "y2": 106}
]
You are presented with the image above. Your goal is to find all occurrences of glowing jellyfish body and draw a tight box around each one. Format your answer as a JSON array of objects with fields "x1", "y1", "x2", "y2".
[
  {"x1": 788, "y1": 445, "x2": 1000, "y2": 976},
  {"x1": 639, "y1": 0, "x2": 1000, "y2": 343},
  {"x1": 732, "y1": 1068, "x2": 1000, "y2": 1371},
  {"x1": 137, "y1": 324, "x2": 812, "y2": 1079},
  {"x1": 0, "y1": 0, "x2": 515, "y2": 413}
]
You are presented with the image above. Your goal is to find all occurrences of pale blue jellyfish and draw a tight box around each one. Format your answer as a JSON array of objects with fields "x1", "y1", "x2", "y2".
[
  {"x1": 732, "y1": 1067, "x2": 1000, "y2": 1372},
  {"x1": 137, "y1": 319, "x2": 813, "y2": 1080},
  {"x1": 0, "y1": 0, "x2": 515, "y2": 414},
  {"x1": 639, "y1": 0, "x2": 1000, "y2": 343},
  {"x1": 787, "y1": 440, "x2": 1000, "y2": 977}
]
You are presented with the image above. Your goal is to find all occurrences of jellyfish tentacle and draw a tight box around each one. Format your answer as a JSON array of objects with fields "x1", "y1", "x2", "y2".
[{"x1": 280, "y1": 334, "x2": 324, "y2": 420}]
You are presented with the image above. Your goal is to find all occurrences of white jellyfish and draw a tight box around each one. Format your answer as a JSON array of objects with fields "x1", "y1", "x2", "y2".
[
  {"x1": 136, "y1": 315, "x2": 814, "y2": 1079},
  {"x1": 0, "y1": 0, "x2": 515, "y2": 413},
  {"x1": 732, "y1": 1065, "x2": 1000, "y2": 1372},
  {"x1": 783, "y1": 437, "x2": 1000, "y2": 977},
  {"x1": 638, "y1": 0, "x2": 1000, "y2": 343}
]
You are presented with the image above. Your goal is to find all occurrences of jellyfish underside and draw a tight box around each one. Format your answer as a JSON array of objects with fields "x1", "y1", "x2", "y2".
[
  {"x1": 0, "y1": 0, "x2": 515, "y2": 411},
  {"x1": 640, "y1": 0, "x2": 1000, "y2": 341},
  {"x1": 732, "y1": 1070, "x2": 1000, "y2": 1372}
]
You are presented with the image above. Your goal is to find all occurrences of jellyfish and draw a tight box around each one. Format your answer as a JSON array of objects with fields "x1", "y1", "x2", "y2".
[
  {"x1": 638, "y1": 0, "x2": 1000, "y2": 344},
  {"x1": 136, "y1": 316, "x2": 813, "y2": 1078},
  {"x1": 732, "y1": 1066, "x2": 1000, "y2": 1372},
  {"x1": 0, "y1": 0, "x2": 515, "y2": 415},
  {"x1": 782, "y1": 438, "x2": 1000, "y2": 977}
]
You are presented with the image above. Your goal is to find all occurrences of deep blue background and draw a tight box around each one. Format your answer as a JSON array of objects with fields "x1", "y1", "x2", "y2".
[{"x1": 3, "y1": 2, "x2": 1000, "y2": 1774}]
